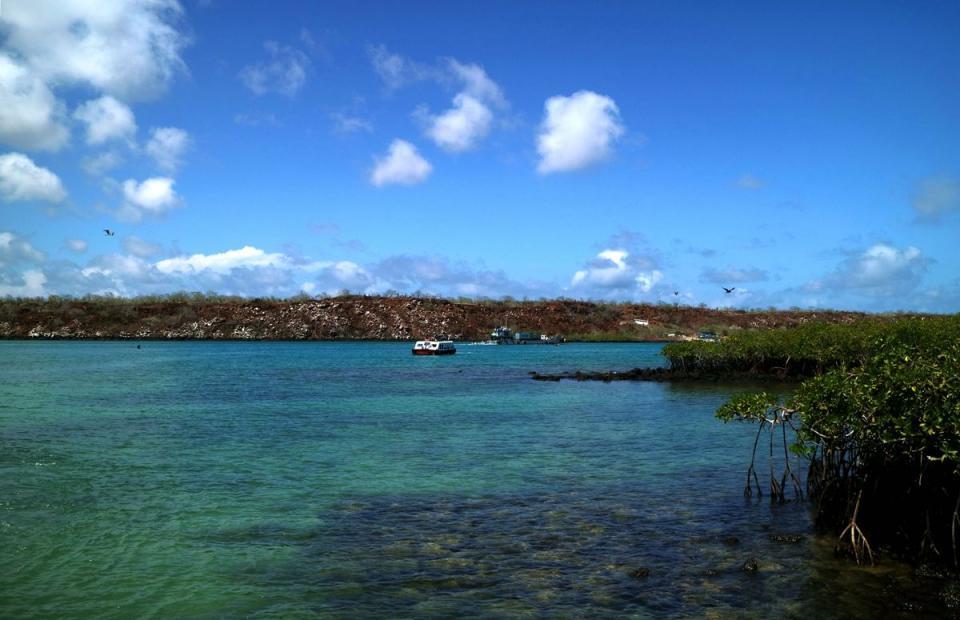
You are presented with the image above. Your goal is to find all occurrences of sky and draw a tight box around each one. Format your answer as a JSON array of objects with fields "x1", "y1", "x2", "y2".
[{"x1": 1, "y1": 0, "x2": 959, "y2": 312}]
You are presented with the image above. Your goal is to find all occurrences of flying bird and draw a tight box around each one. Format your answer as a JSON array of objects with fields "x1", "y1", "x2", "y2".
[
  {"x1": 103, "y1": 229, "x2": 115, "y2": 236},
  {"x1": 673, "y1": 291, "x2": 679, "y2": 296},
  {"x1": 723, "y1": 287, "x2": 735, "y2": 294}
]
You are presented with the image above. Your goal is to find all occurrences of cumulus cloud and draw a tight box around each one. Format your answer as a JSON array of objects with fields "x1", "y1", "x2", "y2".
[
  {"x1": 73, "y1": 96, "x2": 137, "y2": 145},
  {"x1": 0, "y1": 1, "x2": 187, "y2": 153},
  {"x1": 0, "y1": 0, "x2": 187, "y2": 101},
  {"x1": 812, "y1": 243, "x2": 930, "y2": 297},
  {"x1": 368, "y1": 48, "x2": 507, "y2": 152},
  {"x1": 120, "y1": 177, "x2": 180, "y2": 219},
  {"x1": 239, "y1": 41, "x2": 309, "y2": 97},
  {"x1": 0, "y1": 232, "x2": 47, "y2": 296},
  {"x1": 701, "y1": 267, "x2": 769, "y2": 284},
  {"x1": 0, "y1": 231, "x2": 46, "y2": 264},
  {"x1": 0, "y1": 236, "x2": 547, "y2": 300},
  {"x1": 156, "y1": 246, "x2": 287, "y2": 274},
  {"x1": 145, "y1": 127, "x2": 189, "y2": 172},
  {"x1": 0, "y1": 153, "x2": 67, "y2": 203},
  {"x1": 418, "y1": 60, "x2": 505, "y2": 153},
  {"x1": 447, "y1": 59, "x2": 506, "y2": 107},
  {"x1": 537, "y1": 91, "x2": 624, "y2": 174},
  {"x1": 423, "y1": 94, "x2": 493, "y2": 152},
  {"x1": 370, "y1": 140, "x2": 432, "y2": 187},
  {"x1": 0, "y1": 54, "x2": 70, "y2": 151},
  {"x1": 913, "y1": 177, "x2": 960, "y2": 221},
  {"x1": 0, "y1": 269, "x2": 47, "y2": 298},
  {"x1": 571, "y1": 249, "x2": 663, "y2": 297}
]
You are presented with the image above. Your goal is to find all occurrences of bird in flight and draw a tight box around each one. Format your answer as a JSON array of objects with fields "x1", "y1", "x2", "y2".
[
  {"x1": 673, "y1": 291, "x2": 679, "y2": 296},
  {"x1": 103, "y1": 229, "x2": 115, "y2": 236},
  {"x1": 722, "y1": 287, "x2": 735, "y2": 294}
]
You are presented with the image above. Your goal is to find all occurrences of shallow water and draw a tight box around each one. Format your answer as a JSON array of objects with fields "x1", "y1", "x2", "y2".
[{"x1": 0, "y1": 341, "x2": 953, "y2": 618}]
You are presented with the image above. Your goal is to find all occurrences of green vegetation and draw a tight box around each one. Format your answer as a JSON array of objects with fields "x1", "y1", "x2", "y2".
[
  {"x1": 699, "y1": 315, "x2": 960, "y2": 565},
  {"x1": 662, "y1": 316, "x2": 944, "y2": 378}
]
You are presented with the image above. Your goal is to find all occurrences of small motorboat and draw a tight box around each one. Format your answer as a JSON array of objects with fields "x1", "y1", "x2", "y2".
[{"x1": 412, "y1": 340, "x2": 456, "y2": 355}]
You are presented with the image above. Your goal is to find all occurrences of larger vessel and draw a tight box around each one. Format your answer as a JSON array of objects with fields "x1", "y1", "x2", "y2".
[
  {"x1": 489, "y1": 326, "x2": 563, "y2": 345},
  {"x1": 412, "y1": 340, "x2": 457, "y2": 355}
]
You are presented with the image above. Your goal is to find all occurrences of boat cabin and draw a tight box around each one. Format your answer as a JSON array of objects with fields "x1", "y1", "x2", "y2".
[{"x1": 412, "y1": 340, "x2": 457, "y2": 355}]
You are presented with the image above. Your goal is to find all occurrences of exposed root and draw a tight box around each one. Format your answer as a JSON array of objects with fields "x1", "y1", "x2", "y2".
[
  {"x1": 952, "y1": 493, "x2": 960, "y2": 567},
  {"x1": 837, "y1": 490, "x2": 874, "y2": 565},
  {"x1": 920, "y1": 510, "x2": 941, "y2": 560}
]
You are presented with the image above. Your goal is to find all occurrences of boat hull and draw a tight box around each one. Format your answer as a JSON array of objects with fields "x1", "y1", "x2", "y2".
[{"x1": 412, "y1": 348, "x2": 456, "y2": 355}]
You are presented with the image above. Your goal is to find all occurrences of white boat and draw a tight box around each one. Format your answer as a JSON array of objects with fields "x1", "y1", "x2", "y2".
[{"x1": 412, "y1": 340, "x2": 456, "y2": 355}]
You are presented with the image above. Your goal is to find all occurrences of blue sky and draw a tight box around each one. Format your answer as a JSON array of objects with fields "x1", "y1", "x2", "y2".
[{"x1": 1, "y1": 1, "x2": 958, "y2": 311}]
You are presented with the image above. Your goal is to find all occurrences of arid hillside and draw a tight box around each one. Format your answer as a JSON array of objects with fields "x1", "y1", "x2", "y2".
[{"x1": 0, "y1": 295, "x2": 881, "y2": 341}]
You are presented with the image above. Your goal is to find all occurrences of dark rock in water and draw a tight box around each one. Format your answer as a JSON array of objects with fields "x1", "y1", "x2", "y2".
[
  {"x1": 529, "y1": 367, "x2": 798, "y2": 383},
  {"x1": 722, "y1": 536, "x2": 740, "y2": 546},
  {"x1": 742, "y1": 558, "x2": 759, "y2": 573},
  {"x1": 770, "y1": 533, "x2": 804, "y2": 544},
  {"x1": 629, "y1": 567, "x2": 650, "y2": 579}
]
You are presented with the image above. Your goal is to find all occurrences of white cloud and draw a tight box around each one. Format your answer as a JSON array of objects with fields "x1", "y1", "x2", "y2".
[
  {"x1": 0, "y1": 54, "x2": 69, "y2": 151},
  {"x1": 0, "y1": 237, "x2": 548, "y2": 299},
  {"x1": 571, "y1": 249, "x2": 662, "y2": 295},
  {"x1": 537, "y1": 91, "x2": 624, "y2": 174},
  {"x1": 0, "y1": 269, "x2": 47, "y2": 297},
  {"x1": 73, "y1": 96, "x2": 137, "y2": 145},
  {"x1": 814, "y1": 243, "x2": 929, "y2": 297},
  {"x1": 913, "y1": 177, "x2": 960, "y2": 221},
  {"x1": 417, "y1": 60, "x2": 505, "y2": 153},
  {"x1": 0, "y1": 153, "x2": 67, "y2": 203},
  {"x1": 0, "y1": 231, "x2": 46, "y2": 264},
  {"x1": 66, "y1": 239, "x2": 88, "y2": 253},
  {"x1": 145, "y1": 127, "x2": 189, "y2": 172},
  {"x1": 0, "y1": 0, "x2": 187, "y2": 101},
  {"x1": 239, "y1": 41, "x2": 309, "y2": 97},
  {"x1": 370, "y1": 140, "x2": 432, "y2": 187},
  {"x1": 0, "y1": 1, "x2": 187, "y2": 153},
  {"x1": 737, "y1": 174, "x2": 763, "y2": 190},
  {"x1": 121, "y1": 177, "x2": 179, "y2": 217},
  {"x1": 424, "y1": 94, "x2": 493, "y2": 152},
  {"x1": 447, "y1": 59, "x2": 506, "y2": 108},
  {"x1": 156, "y1": 246, "x2": 287, "y2": 274}
]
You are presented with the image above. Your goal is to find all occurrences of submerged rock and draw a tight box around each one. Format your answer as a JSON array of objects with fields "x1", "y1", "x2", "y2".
[{"x1": 770, "y1": 533, "x2": 805, "y2": 544}]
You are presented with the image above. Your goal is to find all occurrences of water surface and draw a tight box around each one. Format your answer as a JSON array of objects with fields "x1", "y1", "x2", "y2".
[{"x1": 0, "y1": 342, "x2": 951, "y2": 618}]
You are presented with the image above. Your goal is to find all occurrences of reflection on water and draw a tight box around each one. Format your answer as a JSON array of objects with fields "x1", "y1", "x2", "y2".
[{"x1": 0, "y1": 342, "x2": 956, "y2": 618}]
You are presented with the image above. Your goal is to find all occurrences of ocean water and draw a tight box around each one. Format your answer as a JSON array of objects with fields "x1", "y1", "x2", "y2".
[{"x1": 0, "y1": 341, "x2": 951, "y2": 618}]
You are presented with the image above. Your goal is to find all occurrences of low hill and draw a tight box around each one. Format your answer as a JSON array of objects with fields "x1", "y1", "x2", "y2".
[{"x1": 0, "y1": 295, "x2": 881, "y2": 341}]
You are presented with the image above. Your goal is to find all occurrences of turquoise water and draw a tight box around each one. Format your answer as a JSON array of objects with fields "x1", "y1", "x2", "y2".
[{"x1": 0, "y1": 342, "x2": 951, "y2": 618}]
